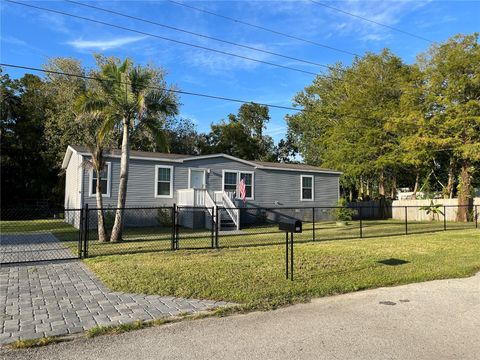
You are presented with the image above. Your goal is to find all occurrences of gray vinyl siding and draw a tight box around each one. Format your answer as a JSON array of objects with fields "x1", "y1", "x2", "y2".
[
  {"x1": 253, "y1": 169, "x2": 339, "y2": 208},
  {"x1": 77, "y1": 155, "x2": 339, "y2": 209}
]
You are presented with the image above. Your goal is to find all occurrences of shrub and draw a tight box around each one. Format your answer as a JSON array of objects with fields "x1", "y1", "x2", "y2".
[
  {"x1": 157, "y1": 208, "x2": 172, "y2": 227},
  {"x1": 419, "y1": 200, "x2": 444, "y2": 221},
  {"x1": 334, "y1": 198, "x2": 357, "y2": 222}
]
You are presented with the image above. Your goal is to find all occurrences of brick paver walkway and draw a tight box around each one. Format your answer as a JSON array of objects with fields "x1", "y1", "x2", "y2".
[
  {"x1": 0, "y1": 233, "x2": 76, "y2": 264},
  {"x1": 0, "y1": 261, "x2": 230, "y2": 345}
]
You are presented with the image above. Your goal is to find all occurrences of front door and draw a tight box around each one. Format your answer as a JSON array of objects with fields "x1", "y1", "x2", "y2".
[{"x1": 190, "y1": 169, "x2": 205, "y2": 189}]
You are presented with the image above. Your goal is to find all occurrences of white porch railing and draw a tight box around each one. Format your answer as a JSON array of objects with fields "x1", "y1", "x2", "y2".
[
  {"x1": 222, "y1": 191, "x2": 240, "y2": 230},
  {"x1": 177, "y1": 189, "x2": 239, "y2": 230},
  {"x1": 177, "y1": 188, "x2": 206, "y2": 206},
  {"x1": 204, "y1": 191, "x2": 216, "y2": 219}
]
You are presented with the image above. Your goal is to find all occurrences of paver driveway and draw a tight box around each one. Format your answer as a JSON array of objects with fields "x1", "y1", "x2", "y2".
[
  {"x1": 0, "y1": 233, "x2": 76, "y2": 264},
  {"x1": 0, "y1": 261, "x2": 230, "y2": 345}
]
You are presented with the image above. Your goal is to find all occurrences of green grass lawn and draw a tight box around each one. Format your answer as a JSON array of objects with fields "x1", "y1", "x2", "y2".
[
  {"x1": 0, "y1": 218, "x2": 477, "y2": 258},
  {"x1": 84, "y1": 229, "x2": 480, "y2": 309}
]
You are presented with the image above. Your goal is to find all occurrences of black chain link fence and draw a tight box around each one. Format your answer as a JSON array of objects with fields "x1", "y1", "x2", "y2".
[
  {"x1": 0, "y1": 208, "x2": 82, "y2": 264},
  {"x1": 1, "y1": 204, "x2": 478, "y2": 264}
]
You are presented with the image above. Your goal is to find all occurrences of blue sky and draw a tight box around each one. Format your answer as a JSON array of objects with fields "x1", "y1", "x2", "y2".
[{"x1": 1, "y1": 0, "x2": 479, "y2": 143}]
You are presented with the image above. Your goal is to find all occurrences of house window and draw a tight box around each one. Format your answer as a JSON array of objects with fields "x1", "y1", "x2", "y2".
[
  {"x1": 155, "y1": 165, "x2": 173, "y2": 198},
  {"x1": 301, "y1": 175, "x2": 314, "y2": 201},
  {"x1": 223, "y1": 171, "x2": 238, "y2": 193},
  {"x1": 222, "y1": 170, "x2": 254, "y2": 200},
  {"x1": 89, "y1": 162, "x2": 111, "y2": 197},
  {"x1": 239, "y1": 172, "x2": 253, "y2": 199}
]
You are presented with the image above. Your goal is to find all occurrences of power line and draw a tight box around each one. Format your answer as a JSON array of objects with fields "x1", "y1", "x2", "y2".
[
  {"x1": 0, "y1": 63, "x2": 302, "y2": 112},
  {"x1": 310, "y1": 0, "x2": 434, "y2": 43},
  {"x1": 6, "y1": 0, "x2": 317, "y2": 76},
  {"x1": 65, "y1": 0, "x2": 339, "y2": 72},
  {"x1": 1, "y1": 62, "x2": 386, "y2": 124},
  {"x1": 167, "y1": 0, "x2": 360, "y2": 57},
  {"x1": 0, "y1": 63, "x2": 462, "y2": 156}
]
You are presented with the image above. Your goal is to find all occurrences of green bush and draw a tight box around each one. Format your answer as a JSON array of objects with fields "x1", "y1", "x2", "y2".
[
  {"x1": 157, "y1": 208, "x2": 172, "y2": 227},
  {"x1": 334, "y1": 198, "x2": 357, "y2": 222},
  {"x1": 104, "y1": 209, "x2": 115, "y2": 229},
  {"x1": 419, "y1": 200, "x2": 444, "y2": 221}
]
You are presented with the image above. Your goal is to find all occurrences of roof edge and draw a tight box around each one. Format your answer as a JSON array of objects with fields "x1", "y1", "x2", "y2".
[
  {"x1": 258, "y1": 165, "x2": 343, "y2": 175},
  {"x1": 63, "y1": 145, "x2": 342, "y2": 174},
  {"x1": 61, "y1": 145, "x2": 76, "y2": 169}
]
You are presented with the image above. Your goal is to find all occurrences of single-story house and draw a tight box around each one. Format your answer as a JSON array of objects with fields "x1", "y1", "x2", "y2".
[{"x1": 62, "y1": 145, "x2": 341, "y2": 230}]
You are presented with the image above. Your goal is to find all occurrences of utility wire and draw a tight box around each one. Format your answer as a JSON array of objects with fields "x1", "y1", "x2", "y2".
[
  {"x1": 167, "y1": 0, "x2": 360, "y2": 57},
  {"x1": 6, "y1": 0, "x2": 317, "y2": 76},
  {"x1": 0, "y1": 63, "x2": 302, "y2": 112},
  {"x1": 310, "y1": 0, "x2": 434, "y2": 43},
  {"x1": 1, "y1": 62, "x2": 391, "y2": 124},
  {"x1": 0, "y1": 63, "x2": 458, "y2": 155},
  {"x1": 65, "y1": 0, "x2": 339, "y2": 72}
]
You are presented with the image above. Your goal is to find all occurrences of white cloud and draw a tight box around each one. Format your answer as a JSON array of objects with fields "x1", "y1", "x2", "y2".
[
  {"x1": 321, "y1": 0, "x2": 430, "y2": 43},
  {"x1": 67, "y1": 36, "x2": 146, "y2": 51},
  {"x1": 0, "y1": 35, "x2": 27, "y2": 46},
  {"x1": 184, "y1": 42, "x2": 275, "y2": 74}
]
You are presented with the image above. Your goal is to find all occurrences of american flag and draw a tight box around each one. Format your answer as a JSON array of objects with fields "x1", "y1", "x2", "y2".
[{"x1": 239, "y1": 178, "x2": 247, "y2": 203}]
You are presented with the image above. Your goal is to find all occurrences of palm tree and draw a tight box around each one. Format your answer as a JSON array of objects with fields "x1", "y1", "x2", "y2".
[
  {"x1": 84, "y1": 58, "x2": 178, "y2": 242},
  {"x1": 76, "y1": 91, "x2": 115, "y2": 242}
]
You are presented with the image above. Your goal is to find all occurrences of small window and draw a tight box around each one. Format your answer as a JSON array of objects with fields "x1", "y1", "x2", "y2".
[
  {"x1": 223, "y1": 171, "x2": 238, "y2": 193},
  {"x1": 239, "y1": 172, "x2": 253, "y2": 199},
  {"x1": 90, "y1": 162, "x2": 111, "y2": 197},
  {"x1": 155, "y1": 165, "x2": 173, "y2": 198},
  {"x1": 222, "y1": 170, "x2": 254, "y2": 200},
  {"x1": 301, "y1": 175, "x2": 314, "y2": 201}
]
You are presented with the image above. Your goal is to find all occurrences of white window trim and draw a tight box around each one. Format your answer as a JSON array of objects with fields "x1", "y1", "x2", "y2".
[
  {"x1": 300, "y1": 174, "x2": 314, "y2": 201},
  {"x1": 221, "y1": 170, "x2": 255, "y2": 200},
  {"x1": 88, "y1": 162, "x2": 111, "y2": 198},
  {"x1": 188, "y1": 168, "x2": 207, "y2": 189},
  {"x1": 155, "y1": 165, "x2": 174, "y2": 198}
]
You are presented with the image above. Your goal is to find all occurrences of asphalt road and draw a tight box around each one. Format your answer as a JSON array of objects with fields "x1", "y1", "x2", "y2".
[{"x1": 2, "y1": 273, "x2": 479, "y2": 360}]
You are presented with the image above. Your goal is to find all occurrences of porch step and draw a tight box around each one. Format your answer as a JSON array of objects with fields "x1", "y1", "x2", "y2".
[{"x1": 219, "y1": 218, "x2": 236, "y2": 231}]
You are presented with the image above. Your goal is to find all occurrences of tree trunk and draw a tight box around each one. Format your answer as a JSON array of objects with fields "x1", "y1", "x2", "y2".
[
  {"x1": 95, "y1": 175, "x2": 108, "y2": 243},
  {"x1": 378, "y1": 169, "x2": 385, "y2": 197},
  {"x1": 359, "y1": 177, "x2": 364, "y2": 200},
  {"x1": 456, "y1": 161, "x2": 472, "y2": 222},
  {"x1": 378, "y1": 169, "x2": 387, "y2": 219},
  {"x1": 110, "y1": 118, "x2": 130, "y2": 242},
  {"x1": 445, "y1": 158, "x2": 456, "y2": 199},
  {"x1": 390, "y1": 175, "x2": 397, "y2": 199},
  {"x1": 412, "y1": 172, "x2": 420, "y2": 200}
]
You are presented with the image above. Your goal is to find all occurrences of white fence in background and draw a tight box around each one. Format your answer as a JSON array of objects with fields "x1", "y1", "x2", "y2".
[{"x1": 392, "y1": 198, "x2": 480, "y2": 222}]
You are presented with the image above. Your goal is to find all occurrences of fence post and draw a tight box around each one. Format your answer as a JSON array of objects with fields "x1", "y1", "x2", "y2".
[
  {"x1": 171, "y1": 204, "x2": 176, "y2": 250},
  {"x1": 83, "y1": 204, "x2": 89, "y2": 258},
  {"x1": 290, "y1": 232, "x2": 294, "y2": 281},
  {"x1": 285, "y1": 232, "x2": 289, "y2": 279},
  {"x1": 312, "y1": 207, "x2": 315, "y2": 241},
  {"x1": 211, "y1": 206, "x2": 215, "y2": 248},
  {"x1": 78, "y1": 208, "x2": 84, "y2": 259},
  {"x1": 443, "y1": 205, "x2": 447, "y2": 231},
  {"x1": 359, "y1": 206, "x2": 363, "y2": 239},
  {"x1": 215, "y1": 207, "x2": 219, "y2": 248},
  {"x1": 404, "y1": 206, "x2": 408, "y2": 235},
  {"x1": 475, "y1": 205, "x2": 478, "y2": 229},
  {"x1": 175, "y1": 206, "x2": 180, "y2": 250}
]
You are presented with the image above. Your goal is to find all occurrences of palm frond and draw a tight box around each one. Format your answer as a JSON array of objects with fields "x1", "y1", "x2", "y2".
[
  {"x1": 98, "y1": 115, "x2": 117, "y2": 144},
  {"x1": 144, "y1": 89, "x2": 179, "y2": 117},
  {"x1": 141, "y1": 118, "x2": 170, "y2": 152},
  {"x1": 77, "y1": 93, "x2": 109, "y2": 114}
]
